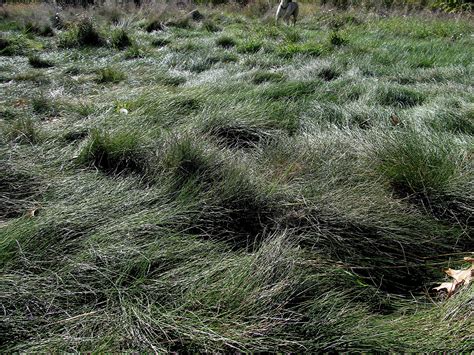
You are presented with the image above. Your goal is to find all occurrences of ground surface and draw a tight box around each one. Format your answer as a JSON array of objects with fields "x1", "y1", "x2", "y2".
[{"x1": 1, "y1": 4, "x2": 473, "y2": 352}]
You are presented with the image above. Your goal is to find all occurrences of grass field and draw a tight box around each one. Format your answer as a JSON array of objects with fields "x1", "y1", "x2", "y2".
[{"x1": 1, "y1": 2, "x2": 473, "y2": 351}]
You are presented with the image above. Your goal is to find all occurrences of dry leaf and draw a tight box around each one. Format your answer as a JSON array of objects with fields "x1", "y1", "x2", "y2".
[
  {"x1": 434, "y1": 256, "x2": 473, "y2": 298},
  {"x1": 445, "y1": 268, "x2": 472, "y2": 284}
]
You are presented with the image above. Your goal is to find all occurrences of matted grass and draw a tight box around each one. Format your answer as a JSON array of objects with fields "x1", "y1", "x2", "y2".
[{"x1": 0, "y1": 3, "x2": 473, "y2": 352}]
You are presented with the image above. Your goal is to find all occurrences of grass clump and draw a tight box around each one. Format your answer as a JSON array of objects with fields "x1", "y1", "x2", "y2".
[
  {"x1": 212, "y1": 51, "x2": 239, "y2": 63},
  {"x1": 22, "y1": 21, "x2": 54, "y2": 37},
  {"x1": 171, "y1": 40, "x2": 199, "y2": 53},
  {"x1": 63, "y1": 129, "x2": 89, "y2": 142},
  {"x1": 59, "y1": 18, "x2": 104, "y2": 48},
  {"x1": 189, "y1": 57, "x2": 218, "y2": 73},
  {"x1": 277, "y1": 42, "x2": 324, "y2": 58},
  {"x1": 77, "y1": 129, "x2": 149, "y2": 175},
  {"x1": 96, "y1": 67, "x2": 126, "y2": 83},
  {"x1": 31, "y1": 95, "x2": 60, "y2": 117},
  {"x1": 151, "y1": 37, "x2": 171, "y2": 47},
  {"x1": 0, "y1": 37, "x2": 9, "y2": 53},
  {"x1": 32, "y1": 96, "x2": 56, "y2": 115},
  {"x1": 76, "y1": 18, "x2": 104, "y2": 46},
  {"x1": 13, "y1": 74, "x2": 43, "y2": 86},
  {"x1": 209, "y1": 123, "x2": 270, "y2": 149},
  {"x1": 283, "y1": 29, "x2": 302, "y2": 43},
  {"x1": 375, "y1": 130, "x2": 467, "y2": 200},
  {"x1": 1, "y1": 117, "x2": 40, "y2": 144},
  {"x1": 432, "y1": 0, "x2": 473, "y2": 12},
  {"x1": 1, "y1": 5, "x2": 473, "y2": 353},
  {"x1": 154, "y1": 71, "x2": 186, "y2": 86},
  {"x1": 14, "y1": 70, "x2": 49, "y2": 84},
  {"x1": 430, "y1": 105, "x2": 474, "y2": 135},
  {"x1": 251, "y1": 70, "x2": 285, "y2": 84},
  {"x1": 374, "y1": 130, "x2": 473, "y2": 227},
  {"x1": 27, "y1": 54, "x2": 53, "y2": 68},
  {"x1": 330, "y1": 31, "x2": 347, "y2": 46},
  {"x1": 161, "y1": 137, "x2": 276, "y2": 245},
  {"x1": 161, "y1": 137, "x2": 216, "y2": 190},
  {"x1": 110, "y1": 28, "x2": 132, "y2": 49},
  {"x1": 144, "y1": 18, "x2": 165, "y2": 32},
  {"x1": 124, "y1": 44, "x2": 145, "y2": 59},
  {"x1": 0, "y1": 35, "x2": 36, "y2": 56},
  {"x1": 216, "y1": 35, "x2": 236, "y2": 48},
  {"x1": 237, "y1": 39, "x2": 262, "y2": 54},
  {"x1": 202, "y1": 19, "x2": 220, "y2": 32},
  {"x1": 260, "y1": 80, "x2": 318, "y2": 100},
  {"x1": 166, "y1": 16, "x2": 191, "y2": 29},
  {"x1": 317, "y1": 66, "x2": 340, "y2": 81},
  {"x1": 0, "y1": 108, "x2": 17, "y2": 121},
  {"x1": 0, "y1": 37, "x2": 16, "y2": 56},
  {"x1": 209, "y1": 173, "x2": 276, "y2": 247},
  {"x1": 69, "y1": 101, "x2": 97, "y2": 118}
]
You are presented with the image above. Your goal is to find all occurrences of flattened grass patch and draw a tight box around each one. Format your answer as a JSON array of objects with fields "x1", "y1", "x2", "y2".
[
  {"x1": 277, "y1": 42, "x2": 325, "y2": 58},
  {"x1": 251, "y1": 71, "x2": 285, "y2": 84},
  {"x1": 260, "y1": 80, "x2": 319, "y2": 100},
  {"x1": 376, "y1": 85, "x2": 426, "y2": 108},
  {"x1": 151, "y1": 37, "x2": 171, "y2": 47},
  {"x1": 0, "y1": 163, "x2": 42, "y2": 219}
]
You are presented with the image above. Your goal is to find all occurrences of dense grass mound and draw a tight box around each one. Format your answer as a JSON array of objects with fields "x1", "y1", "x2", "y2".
[
  {"x1": 377, "y1": 131, "x2": 462, "y2": 197},
  {"x1": 0, "y1": 3, "x2": 473, "y2": 353},
  {"x1": 28, "y1": 54, "x2": 54, "y2": 68},
  {"x1": 59, "y1": 18, "x2": 105, "y2": 48},
  {"x1": 376, "y1": 130, "x2": 473, "y2": 225},
  {"x1": 77, "y1": 129, "x2": 149, "y2": 175},
  {"x1": 110, "y1": 28, "x2": 132, "y2": 49},
  {"x1": 216, "y1": 35, "x2": 236, "y2": 48},
  {"x1": 158, "y1": 136, "x2": 278, "y2": 247}
]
